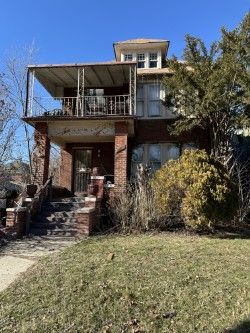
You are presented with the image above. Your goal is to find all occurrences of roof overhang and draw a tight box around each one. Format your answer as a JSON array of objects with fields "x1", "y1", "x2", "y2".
[{"x1": 28, "y1": 61, "x2": 137, "y2": 97}]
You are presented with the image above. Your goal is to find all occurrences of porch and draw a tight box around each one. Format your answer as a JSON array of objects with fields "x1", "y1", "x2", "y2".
[
  {"x1": 24, "y1": 62, "x2": 137, "y2": 119},
  {"x1": 32, "y1": 120, "x2": 131, "y2": 195}
]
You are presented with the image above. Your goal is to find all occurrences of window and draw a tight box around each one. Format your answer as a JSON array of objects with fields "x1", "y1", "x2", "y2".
[
  {"x1": 124, "y1": 53, "x2": 133, "y2": 62},
  {"x1": 148, "y1": 144, "x2": 161, "y2": 171},
  {"x1": 86, "y1": 89, "x2": 104, "y2": 96},
  {"x1": 182, "y1": 142, "x2": 198, "y2": 151},
  {"x1": 136, "y1": 85, "x2": 144, "y2": 117},
  {"x1": 166, "y1": 143, "x2": 180, "y2": 160},
  {"x1": 148, "y1": 84, "x2": 160, "y2": 117},
  {"x1": 137, "y1": 53, "x2": 145, "y2": 68},
  {"x1": 149, "y1": 52, "x2": 158, "y2": 68},
  {"x1": 131, "y1": 145, "x2": 144, "y2": 177},
  {"x1": 131, "y1": 143, "x2": 182, "y2": 178}
]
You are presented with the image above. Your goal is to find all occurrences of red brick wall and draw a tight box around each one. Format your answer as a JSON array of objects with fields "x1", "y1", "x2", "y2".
[
  {"x1": 33, "y1": 123, "x2": 50, "y2": 187},
  {"x1": 114, "y1": 122, "x2": 128, "y2": 192},
  {"x1": 6, "y1": 209, "x2": 27, "y2": 236},
  {"x1": 134, "y1": 119, "x2": 210, "y2": 151},
  {"x1": 60, "y1": 149, "x2": 73, "y2": 191},
  {"x1": 75, "y1": 209, "x2": 95, "y2": 236}
]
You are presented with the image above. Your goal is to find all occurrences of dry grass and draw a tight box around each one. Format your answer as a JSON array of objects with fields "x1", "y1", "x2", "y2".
[{"x1": 0, "y1": 233, "x2": 249, "y2": 333}]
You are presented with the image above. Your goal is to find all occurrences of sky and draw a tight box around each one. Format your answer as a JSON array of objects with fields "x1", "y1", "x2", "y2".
[{"x1": 0, "y1": 0, "x2": 249, "y2": 64}]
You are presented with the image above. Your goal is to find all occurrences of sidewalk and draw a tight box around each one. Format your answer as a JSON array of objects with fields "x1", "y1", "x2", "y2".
[{"x1": 0, "y1": 236, "x2": 79, "y2": 292}]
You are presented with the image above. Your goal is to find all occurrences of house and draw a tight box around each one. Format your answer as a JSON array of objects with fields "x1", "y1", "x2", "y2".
[
  {"x1": 8, "y1": 38, "x2": 210, "y2": 237},
  {"x1": 24, "y1": 38, "x2": 208, "y2": 196}
]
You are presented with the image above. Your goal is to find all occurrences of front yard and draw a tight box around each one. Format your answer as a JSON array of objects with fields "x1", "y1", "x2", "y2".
[{"x1": 0, "y1": 233, "x2": 249, "y2": 333}]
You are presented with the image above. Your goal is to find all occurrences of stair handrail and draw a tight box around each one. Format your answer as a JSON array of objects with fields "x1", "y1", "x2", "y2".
[{"x1": 25, "y1": 176, "x2": 53, "y2": 233}]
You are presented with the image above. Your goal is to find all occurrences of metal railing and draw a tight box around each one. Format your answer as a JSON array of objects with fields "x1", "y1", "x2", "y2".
[{"x1": 27, "y1": 95, "x2": 131, "y2": 117}]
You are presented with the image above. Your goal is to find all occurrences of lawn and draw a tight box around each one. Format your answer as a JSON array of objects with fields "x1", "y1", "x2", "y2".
[{"x1": 0, "y1": 233, "x2": 249, "y2": 333}]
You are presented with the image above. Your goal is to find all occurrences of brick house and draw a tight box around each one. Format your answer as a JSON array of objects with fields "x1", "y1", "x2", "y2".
[{"x1": 24, "y1": 38, "x2": 208, "y2": 196}]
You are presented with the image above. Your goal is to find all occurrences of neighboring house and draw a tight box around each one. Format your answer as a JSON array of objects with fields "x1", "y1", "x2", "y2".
[{"x1": 23, "y1": 38, "x2": 208, "y2": 195}]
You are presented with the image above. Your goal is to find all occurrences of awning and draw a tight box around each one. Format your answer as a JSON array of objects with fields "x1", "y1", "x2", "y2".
[{"x1": 28, "y1": 61, "x2": 137, "y2": 97}]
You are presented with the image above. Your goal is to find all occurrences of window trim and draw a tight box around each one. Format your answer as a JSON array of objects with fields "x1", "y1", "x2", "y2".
[
  {"x1": 124, "y1": 53, "x2": 133, "y2": 62},
  {"x1": 121, "y1": 50, "x2": 161, "y2": 69}
]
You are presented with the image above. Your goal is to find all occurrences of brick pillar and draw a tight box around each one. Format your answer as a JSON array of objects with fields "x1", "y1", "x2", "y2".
[
  {"x1": 114, "y1": 122, "x2": 128, "y2": 193},
  {"x1": 33, "y1": 123, "x2": 50, "y2": 187},
  {"x1": 60, "y1": 148, "x2": 72, "y2": 191}
]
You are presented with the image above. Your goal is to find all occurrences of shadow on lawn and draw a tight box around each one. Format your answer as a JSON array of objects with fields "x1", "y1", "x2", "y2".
[
  {"x1": 224, "y1": 319, "x2": 250, "y2": 333},
  {"x1": 212, "y1": 225, "x2": 250, "y2": 240}
]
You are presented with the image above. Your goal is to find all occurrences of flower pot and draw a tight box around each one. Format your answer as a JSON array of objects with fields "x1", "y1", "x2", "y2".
[{"x1": 26, "y1": 184, "x2": 38, "y2": 198}]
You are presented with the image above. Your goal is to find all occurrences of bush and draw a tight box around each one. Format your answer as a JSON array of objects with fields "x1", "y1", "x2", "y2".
[
  {"x1": 151, "y1": 150, "x2": 238, "y2": 231},
  {"x1": 109, "y1": 173, "x2": 161, "y2": 233}
]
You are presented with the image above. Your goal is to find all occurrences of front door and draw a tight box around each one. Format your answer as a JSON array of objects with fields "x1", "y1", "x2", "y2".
[{"x1": 73, "y1": 149, "x2": 92, "y2": 194}]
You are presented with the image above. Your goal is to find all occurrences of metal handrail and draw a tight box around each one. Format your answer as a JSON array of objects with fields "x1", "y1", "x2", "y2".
[{"x1": 28, "y1": 95, "x2": 131, "y2": 117}]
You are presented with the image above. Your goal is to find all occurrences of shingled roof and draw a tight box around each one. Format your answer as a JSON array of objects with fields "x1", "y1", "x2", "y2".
[
  {"x1": 114, "y1": 38, "x2": 168, "y2": 44},
  {"x1": 113, "y1": 38, "x2": 169, "y2": 61}
]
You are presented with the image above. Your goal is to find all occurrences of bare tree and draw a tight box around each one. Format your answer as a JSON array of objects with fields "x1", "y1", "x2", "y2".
[
  {"x1": 230, "y1": 156, "x2": 250, "y2": 224},
  {"x1": 3, "y1": 42, "x2": 38, "y2": 181},
  {"x1": 0, "y1": 75, "x2": 16, "y2": 180}
]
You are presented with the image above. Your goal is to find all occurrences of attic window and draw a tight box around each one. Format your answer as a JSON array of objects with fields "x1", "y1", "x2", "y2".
[
  {"x1": 149, "y1": 52, "x2": 158, "y2": 68},
  {"x1": 124, "y1": 54, "x2": 133, "y2": 61},
  {"x1": 137, "y1": 53, "x2": 145, "y2": 68}
]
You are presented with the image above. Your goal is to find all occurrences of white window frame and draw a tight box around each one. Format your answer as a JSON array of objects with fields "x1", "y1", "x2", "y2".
[
  {"x1": 149, "y1": 52, "x2": 158, "y2": 68},
  {"x1": 121, "y1": 50, "x2": 161, "y2": 69},
  {"x1": 124, "y1": 53, "x2": 133, "y2": 62},
  {"x1": 137, "y1": 53, "x2": 146, "y2": 68}
]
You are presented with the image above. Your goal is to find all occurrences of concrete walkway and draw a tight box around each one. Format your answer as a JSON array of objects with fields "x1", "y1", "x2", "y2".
[{"x1": 0, "y1": 236, "x2": 79, "y2": 292}]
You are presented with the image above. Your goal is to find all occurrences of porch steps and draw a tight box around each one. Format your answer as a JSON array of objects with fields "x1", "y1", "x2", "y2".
[{"x1": 29, "y1": 197, "x2": 85, "y2": 237}]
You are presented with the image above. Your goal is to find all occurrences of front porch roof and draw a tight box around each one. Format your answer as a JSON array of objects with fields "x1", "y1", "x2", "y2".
[{"x1": 28, "y1": 61, "x2": 137, "y2": 96}]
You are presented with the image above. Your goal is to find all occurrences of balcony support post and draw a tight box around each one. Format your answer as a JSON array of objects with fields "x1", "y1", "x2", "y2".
[
  {"x1": 26, "y1": 69, "x2": 35, "y2": 117},
  {"x1": 129, "y1": 65, "x2": 136, "y2": 115},
  {"x1": 77, "y1": 67, "x2": 85, "y2": 117}
]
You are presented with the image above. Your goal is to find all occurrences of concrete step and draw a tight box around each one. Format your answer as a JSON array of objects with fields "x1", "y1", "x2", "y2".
[
  {"x1": 36, "y1": 216, "x2": 78, "y2": 224},
  {"x1": 52, "y1": 197, "x2": 85, "y2": 203},
  {"x1": 31, "y1": 221, "x2": 76, "y2": 230},
  {"x1": 42, "y1": 202, "x2": 85, "y2": 212},
  {"x1": 41, "y1": 211, "x2": 77, "y2": 218},
  {"x1": 29, "y1": 228, "x2": 78, "y2": 237}
]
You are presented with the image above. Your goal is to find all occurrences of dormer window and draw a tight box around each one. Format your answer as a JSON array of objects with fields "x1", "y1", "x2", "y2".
[
  {"x1": 149, "y1": 52, "x2": 158, "y2": 68},
  {"x1": 121, "y1": 50, "x2": 161, "y2": 68},
  {"x1": 124, "y1": 53, "x2": 133, "y2": 61},
  {"x1": 137, "y1": 53, "x2": 145, "y2": 68}
]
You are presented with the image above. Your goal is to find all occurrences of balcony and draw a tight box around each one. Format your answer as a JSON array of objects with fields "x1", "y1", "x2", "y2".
[
  {"x1": 31, "y1": 95, "x2": 131, "y2": 118},
  {"x1": 24, "y1": 62, "x2": 137, "y2": 120}
]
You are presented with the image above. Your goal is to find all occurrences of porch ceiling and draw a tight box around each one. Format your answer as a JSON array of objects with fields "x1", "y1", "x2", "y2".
[{"x1": 28, "y1": 62, "x2": 137, "y2": 96}]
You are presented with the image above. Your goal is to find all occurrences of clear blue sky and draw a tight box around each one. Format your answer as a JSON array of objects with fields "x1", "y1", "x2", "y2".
[{"x1": 0, "y1": 0, "x2": 249, "y2": 64}]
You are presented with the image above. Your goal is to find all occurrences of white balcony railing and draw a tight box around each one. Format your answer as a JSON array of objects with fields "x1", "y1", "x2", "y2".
[{"x1": 27, "y1": 95, "x2": 131, "y2": 117}]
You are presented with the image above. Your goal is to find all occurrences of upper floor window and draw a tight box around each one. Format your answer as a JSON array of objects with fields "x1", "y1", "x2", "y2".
[
  {"x1": 121, "y1": 50, "x2": 161, "y2": 68},
  {"x1": 149, "y1": 52, "x2": 158, "y2": 68},
  {"x1": 136, "y1": 83, "x2": 161, "y2": 117},
  {"x1": 136, "y1": 85, "x2": 144, "y2": 117},
  {"x1": 124, "y1": 53, "x2": 133, "y2": 62},
  {"x1": 137, "y1": 53, "x2": 145, "y2": 68},
  {"x1": 148, "y1": 84, "x2": 160, "y2": 116}
]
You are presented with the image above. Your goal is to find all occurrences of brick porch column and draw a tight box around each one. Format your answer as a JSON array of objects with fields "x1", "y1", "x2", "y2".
[
  {"x1": 33, "y1": 123, "x2": 50, "y2": 187},
  {"x1": 60, "y1": 148, "x2": 72, "y2": 191},
  {"x1": 114, "y1": 122, "x2": 128, "y2": 193}
]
